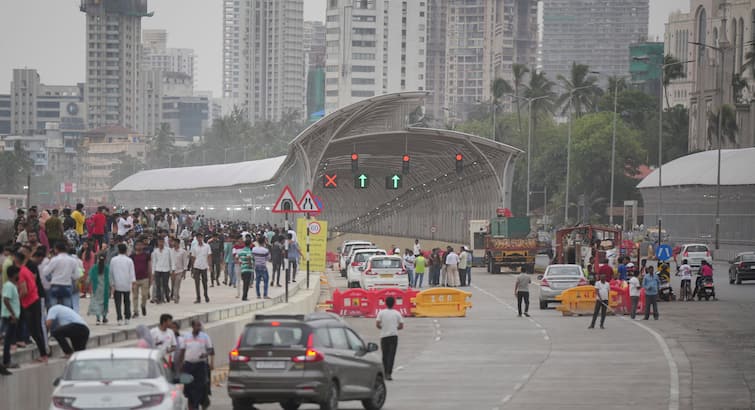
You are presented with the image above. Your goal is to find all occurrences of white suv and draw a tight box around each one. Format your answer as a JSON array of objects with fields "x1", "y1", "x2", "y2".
[
  {"x1": 347, "y1": 248, "x2": 386, "y2": 288},
  {"x1": 675, "y1": 243, "x2": 712, "y2": 268}
]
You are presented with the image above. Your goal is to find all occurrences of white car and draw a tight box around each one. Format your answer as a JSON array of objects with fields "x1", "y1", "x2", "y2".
[
  {"x1": 50, "y1": 348, "x2": 186, "y2": 410},
  {"x1": 347, "y1": 248, "x2": 386, "y2": 288},
  {"x1": 339, "y1": 240, "x2": 373, "y2": 275},
  {"x1": 675, "y1": 243, "x2": 713, "y2": 268},
  {"x1": 360, "y1": 255, "x2": 409, "y2": 290}
]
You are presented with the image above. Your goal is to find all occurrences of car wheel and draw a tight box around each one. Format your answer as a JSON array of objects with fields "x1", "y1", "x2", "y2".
[
  {"x1": 280, "y1": 400, "x2": 301, "y2": 410},
  {"x1": 232, "y1": 398, "x2": 253, "y2": 410},
  {"x1": 487, "y1": 257, "x2": 493, "y2": 274},
  {"x1": 540, "y1": 300, "x2": 547, "y2": 310},
  {"x1": 361, "y1": 375, "x2": 387, "y2": 410},
  {"x1": 320, "y1": 381, "x2": 339, "y2": 410}
]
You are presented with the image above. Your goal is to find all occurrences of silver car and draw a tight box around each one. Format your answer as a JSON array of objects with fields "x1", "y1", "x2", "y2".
[{"x1": 538, "y1": 264, "x2": 588, "y2": 309}]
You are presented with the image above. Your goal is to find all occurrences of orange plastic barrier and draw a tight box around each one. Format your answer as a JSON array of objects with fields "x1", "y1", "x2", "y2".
[
  {"x1": 411, "y1": 287, "x2": 472, "y2": 318},
  {"x1": 555, "y1": 285, "x2": 620, "y2": 316},
  {"x1": 326, "y1": 288, "x2": 418, "y2": 318}
]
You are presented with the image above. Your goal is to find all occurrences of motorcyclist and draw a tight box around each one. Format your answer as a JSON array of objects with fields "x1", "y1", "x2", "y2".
[
  {"x1": 657, "y1": 262, "x2": 674, "y2": 300},
  {"x1": 692, "y1": 260, "x2": 715, "y2": 299}
]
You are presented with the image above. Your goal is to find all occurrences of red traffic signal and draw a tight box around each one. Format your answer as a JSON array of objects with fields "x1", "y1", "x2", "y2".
[
  {"x1": 351, "y1": 153, "x2": 359, "y2": 173},
  {"x1": 402, "y1": 154, "x2": 410, "y2": 174},
  {"x1": 455, "y1": 153, "x2": 463, "y2": 174},
  {"x1": 455, "y1": 153, "x2": 463, "y2": 161},
  {"x1": 402, "y1": 154, "x2": 410, "y2": 162},
  {"x1": 351, "y1": 153, "x2": 359, "y2": 161}
]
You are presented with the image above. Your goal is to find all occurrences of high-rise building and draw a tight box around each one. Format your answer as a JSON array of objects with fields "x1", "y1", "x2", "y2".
[
  {"x1": 324, "y1": 0, "x2": 428, "y2": 113},
  {"x1": 80, "y1": 0, "x2": 153, "y2": 131},
  {"x1": 541, "y1": 0, "x2": 649, "y2": 83},
  {"x1": 304, "y1": 21, "x2": 327, "y2": 119},
  {"x1": 9, "y1": 68, "x2": 87, "y2": 135},
  {"x1": 663, "y1": 10, "x2": 693, "y2": 109},
  {"x1": 629, "y1": 42, "x2": 664, "y2": 97},
  {"x1": 304, "y1": 21, "x2": 327, "y2": 69},
  {"x1": 222, "y1": 0, "x2": 305, "y2": 123},
  {"x1": 0, "y1": 94, "x2": 10, "y2": 135},
  {"x1": 142, "y1": 28, "x2": 167, "y2": 50},
  {"x1": 142, "y1": 29, "x2": 196, "y2": 85},
  {"x1": 444, "y1": 0, "x2": 538, "y2": 122},
  {"x1": 426, "y1": 0, "x2": 448, "y2": 123}
]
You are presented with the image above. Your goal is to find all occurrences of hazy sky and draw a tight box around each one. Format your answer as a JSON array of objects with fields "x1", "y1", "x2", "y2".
[{"x1": 0, "y1": 0, "x2": 687, "y2": 96}]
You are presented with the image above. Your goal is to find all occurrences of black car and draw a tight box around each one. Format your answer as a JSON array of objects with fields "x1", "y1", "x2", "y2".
[
  {"x1": 227, "y1": 313, "x2": 386, "y2": 410},
  {"x1": 729, "y1": 252, "x2": 755, "y2": 284}
]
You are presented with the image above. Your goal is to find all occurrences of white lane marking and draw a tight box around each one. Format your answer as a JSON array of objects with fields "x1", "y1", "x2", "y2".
[
  {"x1": 631, "y1": 320, "x2": 680, "y2": 410},
  {"x1": 501, "y1": 395, "x2": 512, "y2": 403},
  {"x1": 544, "y1": 335, "x2": 550, "y2": 341},
  {"x1": 534, "y1": 323, "x2": 542, "y2": 328},
  {"x1": 513, "y1": 383, "x2": 522, "y2": 391},
  {"x1": 435, "y1": 336, "x2": 441, "y2": 342},
  {"x1": 395, "y1": 365, "x2": 405, "y2": 372},
  {"x1": 521, "y1": 373, "x2": 530, "y2": 380}
]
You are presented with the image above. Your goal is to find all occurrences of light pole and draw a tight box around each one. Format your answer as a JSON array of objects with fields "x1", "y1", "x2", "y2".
[
  {"x1": 690, "y1": 29, "x2": 729, "y2": 250},
  {"x1": 563, "y1": 84, "x2": 596, "y2": 224}
]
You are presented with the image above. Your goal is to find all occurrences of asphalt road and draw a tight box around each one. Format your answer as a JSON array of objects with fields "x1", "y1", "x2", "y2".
[{"x1": 208, "y1": 261, "x2": 755, "y2": 410}]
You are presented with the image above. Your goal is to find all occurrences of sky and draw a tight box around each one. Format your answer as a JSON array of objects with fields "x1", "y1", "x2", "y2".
[{"x1": 0, "y1": 0, "x2": 686, "y2": 96}]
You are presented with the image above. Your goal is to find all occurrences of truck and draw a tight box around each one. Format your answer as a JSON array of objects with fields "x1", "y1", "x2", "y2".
[{"x1": 481, "y1": 216, "x2": 538, "y2": 274}]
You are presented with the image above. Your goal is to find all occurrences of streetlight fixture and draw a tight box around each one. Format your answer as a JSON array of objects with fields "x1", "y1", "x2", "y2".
[
  {"x1": 562, "y1": 84, "x2": 597, "y2": 224},
  {"x1": 633, "y1": 55, "x2": 695, "y2": 246}
]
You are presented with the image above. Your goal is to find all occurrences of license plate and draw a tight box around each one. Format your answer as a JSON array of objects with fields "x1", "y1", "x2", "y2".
[
  {"x1": 380, "y1": 274, "x2": 394, "y2": 279},
  {"x1": 751, "y1": 266, "x2": 755, "y2": 270},
  {"x1": 256, "y1": 361, "x2": 286, "y2": 369}
]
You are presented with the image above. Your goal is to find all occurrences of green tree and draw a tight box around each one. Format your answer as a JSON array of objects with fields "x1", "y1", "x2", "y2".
[
  {"x1": 662, "y1": 105, "x2": 690, "y2": 162},
  {"x1": 512, "y1": 64, "x2": 530, "y2": 133},
  {"x1": 522, "y1": 69, "x2": 557, "y2": 151},
  {"x1": 707, "y1": 104, "x2": 738, "y2": 147},
  {"x1": 147, "y1": 123, "x2": 176, "y2": 168},
  {"x1": 0, "y1": 141, "x2": 33, "y2": 194},
  {"x1": 662, "y1": 54, "x2": 685, "y2": 108},
  {"x1": 110, "y1": 153, "x2": 145, "y2": 187},
  {"x1": 606, "y1": 76, "x2": 628, "y2": 97},
  {"x1": 556, "y1": 62, "x2": 602, "y2": 117},
  {"x1": 491, "y1": 78, "x2": 513, "y2": 141}
]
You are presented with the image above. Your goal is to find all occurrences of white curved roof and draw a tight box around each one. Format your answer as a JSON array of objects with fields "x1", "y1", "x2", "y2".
[
  {"x1": 637, "y1": 148, "x2": 755, "y2": 188},
  {"x1": 111, "y1": 155, "x2": 287, "y2": 192}
]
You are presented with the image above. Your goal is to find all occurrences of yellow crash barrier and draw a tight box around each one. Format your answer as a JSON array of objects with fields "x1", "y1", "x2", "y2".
[
  {"x1": 411, "y1": 287, "x2": 472, "y2": 317},
  {"x1": 555, "y1": 285, "x2": 620, "y2": 316}
]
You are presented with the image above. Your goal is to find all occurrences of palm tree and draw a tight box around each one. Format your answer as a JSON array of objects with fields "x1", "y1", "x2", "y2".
[
  {"x1": 706, "y1": 104, "x2": 738, "y2": 148},
  {"x1": 607, "y1": 76, "x2": 628, "y2": 97},
  {"x1": 512, "y1": 64, "x2": 530, "y2": 133},
  {"x1": 148, "y1": 123, "x2": 175, "y2": 168},
  {"x1": 556, "y1": 62, "x2": 602, "y2": 117},
  {"x1": 522, "y1": 68, "x2": 557, "y2": 144},
  {"x1": 490, "y1": 78, "x2": 513, "y2": 142},
  {"x1": 662, "y1": 54, "x2": 685, "y2": 109}
]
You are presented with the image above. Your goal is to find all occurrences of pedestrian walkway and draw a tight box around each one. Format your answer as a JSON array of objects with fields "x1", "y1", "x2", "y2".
[{"x1": 9, "y1": 268, "x2": 313, "y2": 364}]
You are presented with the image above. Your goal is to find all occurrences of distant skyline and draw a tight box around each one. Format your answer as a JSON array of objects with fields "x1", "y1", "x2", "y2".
[{"x1": 0, "y1": 0, "x2": 685, "y2": 96}]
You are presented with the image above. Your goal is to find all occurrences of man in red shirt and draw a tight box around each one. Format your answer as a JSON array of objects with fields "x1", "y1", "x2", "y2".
[
  {"x1": 91, "y1": 207, "x2": 107, "y2": 250},
  {"x1": 13, "y1": 251, "x2": 48, "y2": 362},
  {"x1": 597, "y1": 258, "x2": 615, "y2": 282},
  {"x1": 130, "y1": 241, "x2": 152, "y2": 318}
]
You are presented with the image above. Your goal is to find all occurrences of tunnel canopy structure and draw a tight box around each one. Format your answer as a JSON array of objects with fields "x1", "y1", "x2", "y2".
[{"x1": 112, "y1": 92, "x2": 523, "y2": 243}]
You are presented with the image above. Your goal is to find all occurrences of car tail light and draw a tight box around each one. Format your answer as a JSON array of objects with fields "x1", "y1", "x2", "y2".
[
  {"x1": 365, "y1": 268, "x2": 376, "y2": 275},
  {"x1": 51, "y1": 397, "x2": 77, "y2": 410},
  {"x1": 541, "y1": 278, "x2": 550, "y2": 287},
  {"x1": 577, "y1": 277, "x2": 588, "y2": 286},
  {"x1": 739, "y1": 262, "x2": 745, "y2": 269},
  {"x1": 134, "y1": 394, "x2": 165, "y2": 409},
  {"x1": 229, "y1": 336, "x2": 250, "y2": 363},
  {"x1": 292, "y1": 334, "x2": 325, "y2": 363},
  {"x1": 351, "y1": 261, "x2": 360, "y2": 266}
]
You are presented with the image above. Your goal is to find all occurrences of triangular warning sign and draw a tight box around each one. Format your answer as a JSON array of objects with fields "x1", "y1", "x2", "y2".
[
  {"x1": 297, "y1": 189, "x2": 322, "y2": 213},
  {"x1": 272, "y1": 186, "x2": 300, "y2": 213}
]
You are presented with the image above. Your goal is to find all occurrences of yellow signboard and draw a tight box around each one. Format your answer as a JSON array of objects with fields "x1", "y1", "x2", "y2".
[{"x1": 296, "y1": 218, "x2": 328, "y2": 273}]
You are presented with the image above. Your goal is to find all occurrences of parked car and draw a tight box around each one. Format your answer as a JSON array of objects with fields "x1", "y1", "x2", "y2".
[
  {"x1": 729, "y1": 252, "x2": 755, "y2": 284},
  {"x1": 339, "y1": 241, "x2": 373, "y2": 276},
  {"x1": 347, "y1": 248, "x2": 386, "y2": 288},
  {"x1": 538, "y1": 264, "x2": 588, "y2": 309},
  {"x1": 50, "y1": 348, "x2": 186, "y2": 410},
  {"x1": 675, "y1": 243, "x2": 712, "y2": 268},
  {"x1": 360, "y1": 255, "x2": 409, "y2": 290},
  {"x1": 227, "y1": 313, "x2": 386, "y2": 410}
]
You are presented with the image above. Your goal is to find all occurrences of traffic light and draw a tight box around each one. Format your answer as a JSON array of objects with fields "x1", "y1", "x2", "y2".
[
  {"x1": 354, "y1": 173, "x2": 369, "y2": 188},
  {"x1": 402, "y1": 154, "x2": 410, "y2": 174},
  {"x1": 455, "y1": 153, "x2": 463, "y2": 174},
  {"x1": 385, "y1": 174, "x2": 402, "y2": 189},
  {"x1": 351, "y1": 153, "x2": 359, "y2": 173}
]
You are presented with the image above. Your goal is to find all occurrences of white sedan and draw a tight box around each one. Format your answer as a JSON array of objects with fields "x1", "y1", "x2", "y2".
[
  {"x1": 360, "y1": 255, "x2": 409, "y2": 290},
  {"x1": 50, "y1": 348, "x2": 186, "y2": 410}
]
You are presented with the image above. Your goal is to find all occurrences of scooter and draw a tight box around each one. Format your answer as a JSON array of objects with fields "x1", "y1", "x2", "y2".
[
  {"x1": 658, "y1": 267, "x2": 675, "y2": 302},
  {"x1": 695, "y1": 276, "x2": 716, "y2": 301}
]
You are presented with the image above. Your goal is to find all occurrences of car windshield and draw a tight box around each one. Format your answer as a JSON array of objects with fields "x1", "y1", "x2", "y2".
[
  {"x1": 686, "y1": 245, "x2": 708, "y2": 253},
  {"x1": 355, "y1": 252, "x2": 379, "y2": 262},
  {"x1": 64, "y1": 359, "x2": 158, "y2": 381},
  {"x1": 243, "y1": 324, "x2": 305, "y2": 347},
  {"x1": 741, "y1": 254, "x2": 755, "y2": 262},
  {"x1": 371, "y1": 258, "x2": 402, "y2": 269},
  {"x1": 546, "y1": 266, "x2": 582, "y2": 276}
]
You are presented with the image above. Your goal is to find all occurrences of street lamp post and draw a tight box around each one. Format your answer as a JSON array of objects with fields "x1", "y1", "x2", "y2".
[{"x1": 563, "y1": 85, "x2": 595, "y2": 224}]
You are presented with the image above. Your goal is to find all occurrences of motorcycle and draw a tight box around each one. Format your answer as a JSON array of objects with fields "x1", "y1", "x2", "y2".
[
  {"x1": 695, "y1": 276, "x2": 716, "y2": 301},
  {"x1": 658, "y1": 265, "x2": 676, "y2": 301}
]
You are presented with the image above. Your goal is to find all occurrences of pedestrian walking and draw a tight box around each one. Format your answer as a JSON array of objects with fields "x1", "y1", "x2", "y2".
[
  {"x1": 588, "y1": 276, "x2": 610, "y2": 329},
  {"x1": 628, "y1": 270, "x2": 641, "y2": 319},
  {"x1": 178, "y1": 320, "x2": 214, "y2": 410},
  {"x1": 223, "y1": 235, "x2": 235, "y2": 286},
  {"x1": 151, "y1": 313, "x2": 177, "y2": 363},
  {"x1": 444, "y1": 247, "x2": 460, "y2": 287},
  {"x1": 252, "y1": 236, "x2": 271, "y2": 299},
  {"x1": 413, "y1": 239, "x2": 421, "y2": 257},
  {"x1": 109, "y1": 243, "x2": 135, "y2": 325},
  {"x1": 237, "y1": 239, "x2": 254, "y2": 301},
  {"x1": 207, "y1": 233, "x2": 223, "y2": 287},
  {"x1": 15, "y1": 250, "x2": 48, "y2": 362},
  {"x1": 189, "y1": 234, "x2": 212, "y2": 304},
  {"x1": 169, "y1": 238, "x2": 189, "y2": 304},
  {"x1": 2, "y1": 266, "x2": 21, "y2": 369},
  {"x1": 151, "y1": 237, "x2": 173, "y2": 304},
  {"x1": 403, "y1": 249, "x2": 415, "y2": 288},
  {"x1": 271, "y1": 236, "x2": 284, "y2": 287},
  {"x1": 458, "y1": 247, "x2": 469, "y2": 286},
  {"x1": 643, "y1": 266, "x2": 660, "y2": 320},
  {"x1": 87, "y1": 253, "x2": 110, "y2": 325},
  {"x1": 46, "y1": 304, "x2": 90, "y2": 358},
  {"x1": 286, "y1": 233, "x2": 300, "y2": 283},
  {"x1": 514, "y1": 271, "x2": 531, "y2": 317},
  {"x1": 43, "y1": 242, "x2": 81, "y2": 308},
  {"x1": 376, "y1": 296, "x2": 404, "y2": 381},
  {"x1": 130, "y1": 241, "x2": 151, "y2": 318}
]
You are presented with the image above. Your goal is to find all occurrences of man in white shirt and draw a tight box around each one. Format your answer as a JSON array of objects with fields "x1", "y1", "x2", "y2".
[
  {"x1": 676, "y1": 259, "x2": 693, "y2": 301},
  {"x1": 109, "y1": 243, "x2": 136, "y2": 325},
  {"x1": 458, "y1": 247, "x2": 469, "y2": 286},
  {"x1": 444, "y1": 247, "x2": 460, "y2": 287},
  {"x1": 190, "y1": 235, "x2": 212, "y2": 304},
  {"x1": 44, "y1": 242, "x2": 82, "y2": 308},
  {"x1": 151, "y1": 237, "x2": 173, "y2": 304},
  {"x1": 413, "y1": 239, "x2": 421, "y2": 257},
  {"x1": 151, "y1": 313, "x2": 177, "y2": 361},
  {"x1": 177, "y1": 320, "x2": 214, "y2": 409},
  {"x1": 116, "y1": 211, "x2": 133, "y2": 239},
  {"x1": 628, "y1": 271, "x2": 642, "y2": 319},
  {"x1": 589, "y1": 276, "x2": 611, "y2": 329},
  {"x1": 376, "y1": 296, "x2": 404, "y2": 381},
  {"x1": 170, "y1": 238, "x2": 190, "y2": 303}
]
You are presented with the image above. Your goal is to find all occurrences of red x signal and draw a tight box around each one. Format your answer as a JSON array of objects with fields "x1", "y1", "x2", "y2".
[{"x1": 323, "y1": 173, "x2": 338, "y2": 188}]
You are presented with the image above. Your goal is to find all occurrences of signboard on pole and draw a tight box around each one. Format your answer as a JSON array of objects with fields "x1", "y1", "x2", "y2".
[
  {"x1": 60, "y1": 182, "x2": 77, "y2": 193},
  {"x1": 271, "y1": 186, "x2": 300, "y2": 213},
  {"x1": 297, "y1": 217, "x2": 328, "y2": 272},
  {"x1": 298, "y1": 190, "x2": 322, "y2": 213}
]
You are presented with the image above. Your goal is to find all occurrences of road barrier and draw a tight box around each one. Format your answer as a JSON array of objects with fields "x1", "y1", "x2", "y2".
[
  {"x1": 327, "y1": 288, "x2": 375, "y2": 317},
  {"x1": 411, "y1": 287, "x2": 473, "y2": 317},
  {"x1": 373, "y1": 288, "x2": 418, "y2": 317},
  {"x1": 555, "y1": 285, "x2": 620, "y2": 316}
]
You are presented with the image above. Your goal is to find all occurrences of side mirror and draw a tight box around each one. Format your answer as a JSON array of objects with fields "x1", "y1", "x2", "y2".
[
  {"x1": 536, "y1": 274, "x2": 544, "y2": 281},
  {"x1": 53, "y1": 377, "x2": 61, "y2": 387},
  {"x1": 366, "y1": 342, "x2": 379, "y2": 352}
]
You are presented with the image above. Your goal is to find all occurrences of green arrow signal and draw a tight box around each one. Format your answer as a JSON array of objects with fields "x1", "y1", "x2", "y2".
[
  {"x1": 391, "y1": 174, "x2": 400, "y2": 189},
  {"x1": 358, "y1": 174, "x2": 368, "y2": 188}
]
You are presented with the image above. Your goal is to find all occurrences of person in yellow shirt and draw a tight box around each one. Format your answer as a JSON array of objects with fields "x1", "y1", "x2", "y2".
[{"x1": 72, "y1": 203, "x2": 86, "y2": 237}]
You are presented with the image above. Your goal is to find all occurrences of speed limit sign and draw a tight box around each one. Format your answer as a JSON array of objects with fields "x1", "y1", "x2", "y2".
[{"x1": 308, "y1": 221, "x2": 322, "y2": 235}]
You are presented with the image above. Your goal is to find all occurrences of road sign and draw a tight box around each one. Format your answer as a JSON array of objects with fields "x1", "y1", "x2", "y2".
[
  {"x1": 60, "y1": 182, "x2": 77, "y2": 193},
  {"x1": 385, "y1": 174, "x2": 402, "y2": 189},
  {"x1": 655, "y1": 244, "x2": 673, "y2": 261},
  {"x1": 271, "y1": 185, "x2": 300, "y2": 214},
  {"x1": 298, "y1": 190, "x2": 322, "y2": 213},
  {"x1": 431, "y1": 226, "x2": 437, "y2": 233},
  {"x1": 308, "y1": 221, "x2": 322, "y2": 235},
  {"x1": 355, "y1": 174, "x2": 369, "y2": 189},
  {"x1": 323, "y1": 173, "x2": 338, "y2": 188}
]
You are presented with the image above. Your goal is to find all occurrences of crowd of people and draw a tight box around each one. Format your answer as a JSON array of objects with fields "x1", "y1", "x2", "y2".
[
  {"x1": 391, "y1": 241, "x2": 473, "y2": 289},
  {"x1": 0, "y1": 204, "x2": 303, "y2": 377}
]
